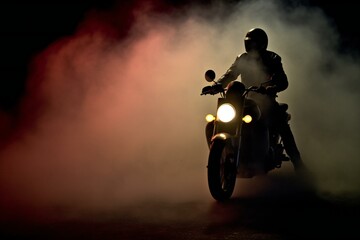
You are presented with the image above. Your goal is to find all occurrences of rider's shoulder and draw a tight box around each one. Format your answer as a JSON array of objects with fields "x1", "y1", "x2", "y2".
[
  {"x1": 265, "y1": 50, "x2": 282, "y2": 61},
  {"x1": 236, "y1": 52, "x2": 248, "y2": 61},
  {"x1": 238, "y1": 52, "x2": 247, "y2": 58}
]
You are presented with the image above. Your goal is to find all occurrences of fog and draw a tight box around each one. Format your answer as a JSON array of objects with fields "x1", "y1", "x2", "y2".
[{"x1": 0, "y1": 0, "x2": 359, "y2": 217}]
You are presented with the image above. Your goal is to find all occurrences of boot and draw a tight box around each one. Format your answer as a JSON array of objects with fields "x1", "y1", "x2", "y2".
[
  {"x1": 291, "y1": 154, "x2": 305, "y2": 172},
  {"x1": 291, "y1": 154, "x2": 314, "y2": 183}
]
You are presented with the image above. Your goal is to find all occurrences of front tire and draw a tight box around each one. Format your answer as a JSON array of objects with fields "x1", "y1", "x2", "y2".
[{"x1": 207, "y1": 139, "x2": 237, "y2": 201}]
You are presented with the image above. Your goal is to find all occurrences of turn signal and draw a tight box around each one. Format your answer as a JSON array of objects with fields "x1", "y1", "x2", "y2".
[
  {"x1": 242, "y1": 115, "x2": 252, "y2": 123},
  {"x1": 205, "y1": 114, "x2": 216, "y2": 122}
]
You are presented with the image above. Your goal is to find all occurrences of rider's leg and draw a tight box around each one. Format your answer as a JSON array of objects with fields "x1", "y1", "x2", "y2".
[
  {"x1": 278, "y1": 121, "x2": 305, "y2": 171},
  {"x1": 272, "y1": 102, "x2": 306, "y2": 172}
]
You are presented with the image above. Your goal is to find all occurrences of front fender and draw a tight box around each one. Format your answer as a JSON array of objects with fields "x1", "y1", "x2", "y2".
[{"x1": 211, "y1": 133, "x2": 232, "y2": 143}]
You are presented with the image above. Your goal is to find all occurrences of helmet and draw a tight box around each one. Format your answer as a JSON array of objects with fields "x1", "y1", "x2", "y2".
[{"x1": 244, "y1": 28, "x2": 268, "y2": 53}]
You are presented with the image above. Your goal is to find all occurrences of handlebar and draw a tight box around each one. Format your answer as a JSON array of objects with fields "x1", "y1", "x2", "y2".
[
  {"x1": 201, "y1": 83, "x2": 224, "y2": 95},
  {"x1": 201, "y1": 84, "x2": 277, "y2": 97}
]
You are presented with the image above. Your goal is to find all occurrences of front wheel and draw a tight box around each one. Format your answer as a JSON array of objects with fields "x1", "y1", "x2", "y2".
[{"x1": 207, "y1": 139, "x2": 237, "y2": 201}]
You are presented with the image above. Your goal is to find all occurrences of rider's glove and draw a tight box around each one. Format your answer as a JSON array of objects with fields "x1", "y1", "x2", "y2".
[
  {"x1": 256, "y1": 85, "x2": 277, "y2": 96},
  {"x1": 201, "y1": 83, "x2": 223, "y2": 95},
  {"x1": 201, "y1": 86, "x2": 213, "y2": 95},
  {"x1": 265, "y1": 86, "x2": 278, "y2": 96},
  {"x1": 257, "y1": 86, "x2": 267, "y2": 94}
]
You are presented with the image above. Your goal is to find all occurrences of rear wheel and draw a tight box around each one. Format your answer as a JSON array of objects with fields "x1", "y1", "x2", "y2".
[{"x1": 207, "y1": 139, "x2": 237, "y2": 201}]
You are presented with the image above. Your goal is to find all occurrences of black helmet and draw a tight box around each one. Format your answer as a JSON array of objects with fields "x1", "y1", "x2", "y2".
[{"x1": 244, "y1": 28, "x2": 268, "y2": 53}]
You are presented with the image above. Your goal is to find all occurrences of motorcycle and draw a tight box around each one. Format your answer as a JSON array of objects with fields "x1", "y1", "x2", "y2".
[{"x1": 201, "y1": 69, "x2": 290, "y2": 201}]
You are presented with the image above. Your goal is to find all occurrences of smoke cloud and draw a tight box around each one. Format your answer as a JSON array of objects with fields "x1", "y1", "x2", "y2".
[{"x1": 0, "y1": 0, "x2": 359, "y2": 217}]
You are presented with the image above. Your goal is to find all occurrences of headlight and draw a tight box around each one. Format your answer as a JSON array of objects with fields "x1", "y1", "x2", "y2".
[{"x1": 217, "y1": 103, "x2": 236, "y2": 122}]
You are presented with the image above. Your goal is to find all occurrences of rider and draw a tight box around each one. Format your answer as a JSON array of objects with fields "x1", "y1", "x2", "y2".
[{"x1": 211, "y1": 27, "x2": 306, "y2": 173}]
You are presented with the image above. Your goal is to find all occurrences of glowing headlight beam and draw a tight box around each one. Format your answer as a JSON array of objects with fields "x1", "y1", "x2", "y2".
[{"x1": 217, "y1": 103, "x2": 236, "y2": 122}]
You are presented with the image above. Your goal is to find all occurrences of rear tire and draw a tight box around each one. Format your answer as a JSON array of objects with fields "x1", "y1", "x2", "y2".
[{"x1": 207, "y1": 139, "x2": 237, "y2": 201}]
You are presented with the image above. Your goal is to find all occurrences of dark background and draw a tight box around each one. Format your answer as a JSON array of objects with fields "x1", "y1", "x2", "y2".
[
  {"x1": 0, "y1": 0, "x2": 359, "y2": 113},
  {"x1": 0, "y1": 2, "x2": 359, "y2": 238}
]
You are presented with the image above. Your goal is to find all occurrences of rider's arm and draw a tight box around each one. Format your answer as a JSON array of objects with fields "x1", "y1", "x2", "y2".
[
  {"x1": 267, "y1": 53, "x2": 289, "y2": 93},
  {"x1": 217, "y1": 54, "x2": 242, "y2": 88}
]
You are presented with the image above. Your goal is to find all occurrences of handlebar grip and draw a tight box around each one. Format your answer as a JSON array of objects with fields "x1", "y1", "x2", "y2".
[
  {"x1": 201, "y1": 86, "x2": 213, "y2": 95},
  {"x1": 201, "y1": 84, "x2": 224, "y2": 95},
  {"x1": 249, "y1": 86, "x2": 277, "y2": 97}
]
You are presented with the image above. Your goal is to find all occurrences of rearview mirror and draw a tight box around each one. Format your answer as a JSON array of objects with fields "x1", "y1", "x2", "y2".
[{"x1": 205, "y1": 69, "x2": 216, "y2": 82}]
